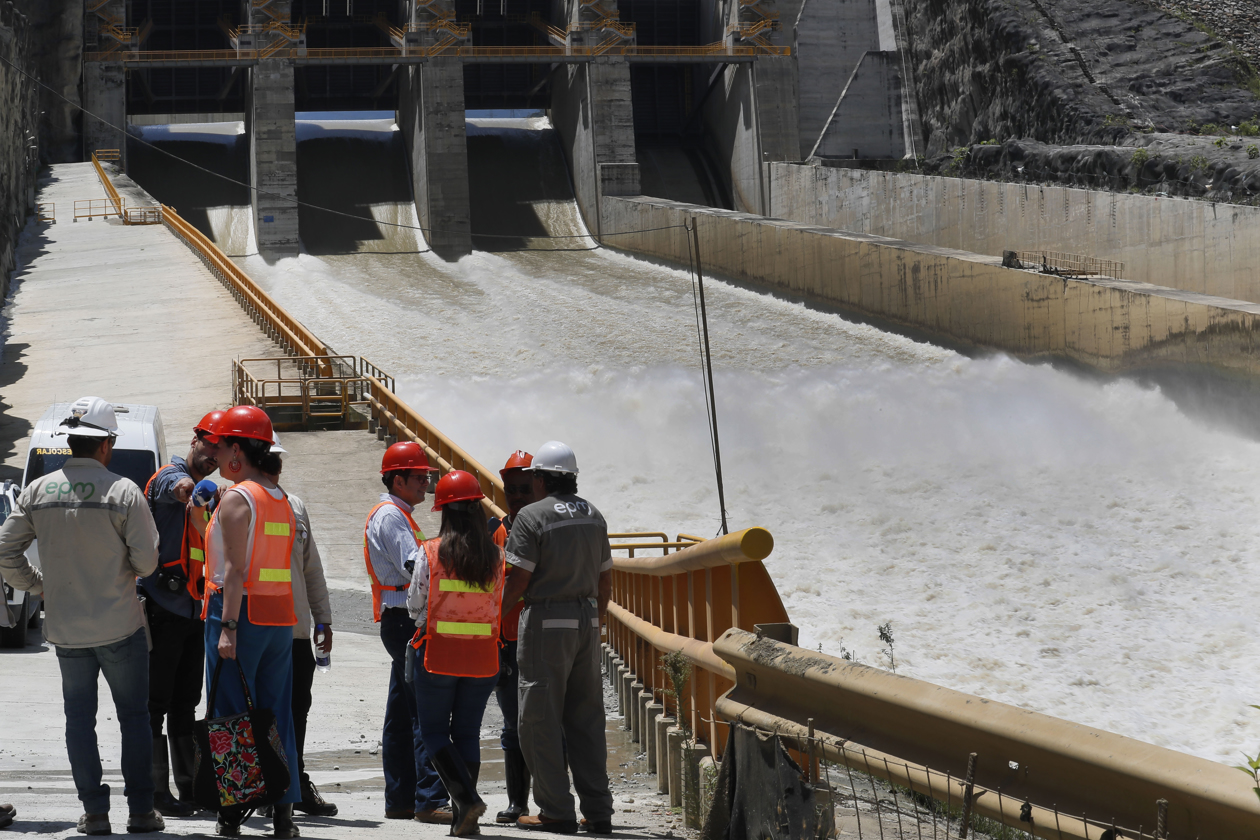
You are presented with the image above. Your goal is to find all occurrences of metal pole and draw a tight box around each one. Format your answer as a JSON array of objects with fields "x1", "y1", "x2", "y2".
[{"x1": 689, "y1": 218, "x2": 729, "y2": 536}]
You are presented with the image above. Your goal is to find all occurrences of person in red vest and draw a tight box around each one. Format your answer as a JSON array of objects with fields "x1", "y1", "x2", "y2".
[
  {"x1": 364, "y1": 442, "x2": 448, "y2": 823},
  {"x1": 487, "y1": 450, "x2": 540, "y2": 824},
  {"x1": 201, "y1": 406, "x2": 301, "y2": 839},
  {"x1": 406, "y1": 470, "x2": 505, "y2": 837},
  {"x1": 138, "y1": 410, "x2": 221, "y2": 818}
]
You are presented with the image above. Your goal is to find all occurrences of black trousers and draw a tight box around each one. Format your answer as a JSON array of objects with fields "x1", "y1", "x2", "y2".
[
  {"x1": 292, "y1": 637, "x2": 316, "y2": 784},
  {"x1": 146, "y1": 599, "x2": 204, "y2": 738}
]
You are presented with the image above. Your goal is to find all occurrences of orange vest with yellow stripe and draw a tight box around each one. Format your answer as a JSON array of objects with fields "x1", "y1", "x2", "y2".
[
  {"x1": 419, "y1": 537, "x2": 504, "y2": 678},
  {"x1": 492, "y1": 521, "x2": 523, "y2": 642},
  {"x1": 201, "y1": 481, "x2": 298, "y2": 627},
  {"x1": 144, "y1": 465, "x2": 207, "y2": 601},
  {"x1": 363, "y1": 501, "x2": 426, "y2": 623}
]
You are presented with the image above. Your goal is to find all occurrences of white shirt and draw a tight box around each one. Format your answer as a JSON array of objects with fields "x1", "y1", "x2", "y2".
[{"x1": 365, "y1": 494, "x2": 423, "y2": 611}]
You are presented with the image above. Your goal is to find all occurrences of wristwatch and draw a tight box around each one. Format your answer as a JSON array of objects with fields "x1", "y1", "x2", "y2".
[{"x1": 222, "y1": 618, "x2": 239, "y2": 631}]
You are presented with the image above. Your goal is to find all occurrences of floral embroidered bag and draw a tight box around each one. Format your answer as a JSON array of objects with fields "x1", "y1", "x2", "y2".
[{"x1": 192, "y1": 659, "x2": 292, "y2": 811}]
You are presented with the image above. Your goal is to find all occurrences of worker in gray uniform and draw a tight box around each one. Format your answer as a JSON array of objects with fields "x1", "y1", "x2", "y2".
[{"x1": 503, "y1": 441, "x2": 614, "y2": 835}]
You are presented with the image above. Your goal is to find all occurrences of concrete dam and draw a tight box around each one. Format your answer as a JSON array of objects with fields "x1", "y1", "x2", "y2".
[{"x1": 4, "y1": 0, "x2": 1260, "y2": 836}]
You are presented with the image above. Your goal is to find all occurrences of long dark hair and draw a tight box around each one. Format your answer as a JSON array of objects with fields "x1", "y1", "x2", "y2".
[
  {"x1": 222, "y1": 435, "x2": 283, "y2": 476},
  {"x1": 437, "y1": 501, "x2": 499, "y2": 589}
]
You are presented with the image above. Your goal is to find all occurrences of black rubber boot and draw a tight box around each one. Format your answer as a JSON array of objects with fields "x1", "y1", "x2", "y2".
[
  {"x1": 496, "y1": 747, "x2": 530, "y2": 824},
  {"x1": 152, "y1": 734, "x2": 195, "y2": 817},
  {"x1": 170, "y1": 735, "x2": 198, "y2": 805},
  {"x1": 430, "y1": 745, "x2": 487, "y2": 837},
  {"x1": 272, "y1": 804, "x2": 300, "y2": 839}
]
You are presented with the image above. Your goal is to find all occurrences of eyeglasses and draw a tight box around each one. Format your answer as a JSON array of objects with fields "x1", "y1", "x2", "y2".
[{"x1": 504, "y1": 483, "x2": 533, "y2": 494}]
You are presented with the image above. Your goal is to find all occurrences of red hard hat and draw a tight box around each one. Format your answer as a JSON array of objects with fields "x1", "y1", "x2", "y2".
[
  {"x1": 195, "y1": 410, "x2": 226, "y2": 443},
  {"x1": 381, "y1": 441, "x2": 436, "y2": 475},
  {"x1": 500, "y1": 450, "x2": 533, "y2": 477},
  {"x1": 212, "y1": 406, "x2": 273, "y2": 444},
  {"x1": 432, "y1": 470, "x2": 485, "y2": 512}
]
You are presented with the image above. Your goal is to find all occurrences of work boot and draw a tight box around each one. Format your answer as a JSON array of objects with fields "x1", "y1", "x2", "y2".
[
  {"x1": 430, "y1": 745, "x2": 487, "y2": 837},
  {"x1": 272, "y1": 804, "x2": 300, "y2": 839},
  {"x1": 170, "y1": 735, "x2": 198, "y2": 804},
  {"x1": 76, "y1": 813, "x2": 110, "y2": 836},
  {"x1": 127, "y1": 810, "x2": 166, "y2": 833},
  {"x1": 579, "y1": 818, "x2": 613, "y2": 834},
  {"x1": 518, "y1": 815, "x2": 578, "y2": 834},
  {"x1": 151, "y1": 734, "x2": 195, "y2": 817},
  {"x1": 415, "y1": 809, "x2": 453, "y2": 824},
  {"x1": 216, "y1": 805, "x2": 246, "y2": 837},
  {"x1": 0, "y1": 803, "x2": 13, "y2": 829},
  {"x1": 295, "y1": 776, "x2": 338, "y2": 817},
  {"x1": 496, "y1": 747, "x2": 530, "y2": 824}
]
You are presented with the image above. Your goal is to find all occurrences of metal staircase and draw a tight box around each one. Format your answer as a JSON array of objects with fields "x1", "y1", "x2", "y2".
[{"x1": 728, "y1": 0, "x2": 779, "y2": 49}]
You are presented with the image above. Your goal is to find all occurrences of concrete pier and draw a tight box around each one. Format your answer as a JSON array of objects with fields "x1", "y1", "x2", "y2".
[
  {"x1": 80, "y1": 0, "x2": 126, "y2": 161},
  {"x1": 399, "y1": 63, "x2": 473, "y2": 260},
  {"x1": 244, "y1": 1, "x2": 300, "y2": 259}
]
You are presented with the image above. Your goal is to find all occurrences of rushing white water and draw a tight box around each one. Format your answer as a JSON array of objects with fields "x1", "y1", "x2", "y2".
[{"x1": 135, "y1": 116, "x2": 1260, "y2": 764}]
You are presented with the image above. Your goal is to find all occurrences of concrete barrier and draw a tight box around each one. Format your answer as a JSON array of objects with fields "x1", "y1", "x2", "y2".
[
  {"x1": 768, "y1": 162, "x2": 1260, "y2": 302},
  {"x1": 601, "y1": 194, "x2": 1260, "y2": 378}
]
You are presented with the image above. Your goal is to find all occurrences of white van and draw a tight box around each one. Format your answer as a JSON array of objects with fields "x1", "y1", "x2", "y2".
[{"x1": 0, "y1": 402, "x2": 167, "y2": 648}]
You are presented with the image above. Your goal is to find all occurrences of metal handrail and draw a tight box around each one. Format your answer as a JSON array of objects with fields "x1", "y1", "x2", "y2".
[
  {"x1": 36, "y1": 203, "x2": 54, "y2": 223},
  {"x1": 123, "y1": 206, "x2": 162, "y2": 225},
  {"x1": 715, "y1": 629, "x2": 1260, "y2": 840},
  {"x1": 90, "y1": 150, "x2": 124, "y2": 216},
  {"x1": 74, "y1": 197, "x2": 122, "y2": 220}
]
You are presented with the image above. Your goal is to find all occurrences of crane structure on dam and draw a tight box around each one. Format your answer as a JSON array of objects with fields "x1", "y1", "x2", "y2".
[{"x1": 77, "y1": 0, "x2": 915, "y2": 264}]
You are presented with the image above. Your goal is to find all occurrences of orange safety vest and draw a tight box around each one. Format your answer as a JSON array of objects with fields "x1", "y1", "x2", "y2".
[
  {"x1": 144, "y1": 465, "x2": 208, "y2": 601},
  {"x1": 201, "y1": 481, "x2": 298, "y2": 627},
  {"x1": 363, "y1": 501, "x2": 426, "y2": 623},
  {"x1": 492, "y1": 520, "x2": 523, "y2": 642},
  {"x1": 415, "y1": 537, "x2": 504, "y2": 678}
]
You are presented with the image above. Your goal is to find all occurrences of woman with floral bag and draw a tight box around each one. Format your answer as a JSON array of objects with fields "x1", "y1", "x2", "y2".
[{"x1": 201, "y1": 406, "x2": 301, "y2": 838}]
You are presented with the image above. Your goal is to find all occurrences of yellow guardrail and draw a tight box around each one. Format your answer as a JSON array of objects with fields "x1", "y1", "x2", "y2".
[
  {"x1": 83, "y1": 42, "x2": 792, "y2": 62},
  {"x1": 90, "y1": 149, "x2": 124, "y2": 216}
]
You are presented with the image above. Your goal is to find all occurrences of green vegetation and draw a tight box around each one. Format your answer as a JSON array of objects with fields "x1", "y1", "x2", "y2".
[
  {"x1": 1235, "y1": 706, "x2": 1260, "y2": 805},
  {"x1": 878, "y1": 622, "x2": 897, "y2": 673},
  {"x1": 1189, "y1": 154, "x2": 1209, "y2": 171},
  {"x1": 1130, "y1": 148, "x2": 1150, "y2": 167},
  {"x1": 950, "y1": 146, "x2": 970, "y2": 173},
  {"x1": 1248, "y1": 144, "x2": 1259, "y2": 160},
  {"x1": 1239, "y1": 117, "x2": 1260, "y2": 137},
  {"x1": 1199, "y1": 122, "x2": 1223, "y2": 135},
  {"x1": 1102, "y1": 114, "x2": 1126, "y2": 128}
]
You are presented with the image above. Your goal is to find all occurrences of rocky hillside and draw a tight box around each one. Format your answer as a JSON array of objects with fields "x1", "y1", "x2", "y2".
[
  {"x1": 1, "y1": 0, "x2": 40, "y2": 299},
  {"x1": 905, "y1": 0, "x2": 1260, "y2": 200}
]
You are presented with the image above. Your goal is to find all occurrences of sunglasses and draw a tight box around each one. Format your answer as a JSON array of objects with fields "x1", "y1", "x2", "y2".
[{"x1": 504, "y1": 483, "x2": 533, "y2": 494}]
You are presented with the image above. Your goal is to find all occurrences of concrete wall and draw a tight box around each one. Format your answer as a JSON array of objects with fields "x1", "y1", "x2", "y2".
[
  {"x1": 1, "y1": 0, "x2": 39, "y2": 300},
  {"x1": 794, "y1": 0, "x2": 881, "y2": 157},
  {"x1": 398, "y1": 61, "x2": 472, "y2": 260},
  {"x1": 81, "y1": 0, "x2": 124, "y2": 162},
  {"x1": 811, "y1": 51, "x2": 905, "y2": 159},
  {"x1": 768, "y1": 162, "x2": 1260, "y2": 302},
  {"x1": 13, "y1": 0, "x2": 82, "y2": 163},
  {"x1": 599, "y1": 194, "x2": 1260, "y2": 379}
]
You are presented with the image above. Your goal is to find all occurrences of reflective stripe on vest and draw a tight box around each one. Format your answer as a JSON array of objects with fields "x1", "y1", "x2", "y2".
[
  {"x1": 200, "y1": 481, "x2": 297, "y2": 626},
  {"x1": 145, "y1": 464, "x2": 208, "y2": 602},
  {"x1": 363, "y1": 501, "x2": 425, "y2": 623},
  {"x1": 492, "y1": 521, "x2": 523, "y2": 641},
  {"x1": 421, "y1": 537, "x2": 504, "y2": 678}
]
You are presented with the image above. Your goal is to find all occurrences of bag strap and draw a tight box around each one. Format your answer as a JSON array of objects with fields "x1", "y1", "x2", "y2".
[{"x1": 203, "y1": 657, "x2": 256, "y2": 720}]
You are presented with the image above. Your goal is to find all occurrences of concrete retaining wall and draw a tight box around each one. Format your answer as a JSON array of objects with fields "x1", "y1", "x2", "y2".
[
  {"x1": 1, "y1": 0, "x2": 39, "y2": 301},
  {"x1": 769, "y1": 162, "x2": 1260, "y2": 302},
  {"x1": 601, "y1": 194, "x2": 1260, "y2": 378}
]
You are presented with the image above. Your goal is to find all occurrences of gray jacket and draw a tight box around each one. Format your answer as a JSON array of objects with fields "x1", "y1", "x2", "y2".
[
  {"x1": 288, "y1": 493, "x2": 332, "y2": 640},
  {"x1": 0, "y1": 458, "x2": 159, "y2": 648}
]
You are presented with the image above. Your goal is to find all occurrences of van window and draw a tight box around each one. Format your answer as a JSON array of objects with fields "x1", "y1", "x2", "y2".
[{"x1": 24, "y1": 449, "x2": 158, "y2": 492}]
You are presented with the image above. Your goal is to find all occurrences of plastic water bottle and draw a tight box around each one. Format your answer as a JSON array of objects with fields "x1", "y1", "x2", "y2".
[
  {"x1": 315, "y1": 624, "x2": 331, "y2": 673},
  {"x1": 191, "y1": 479, "x2": 218, "y2": 508}
]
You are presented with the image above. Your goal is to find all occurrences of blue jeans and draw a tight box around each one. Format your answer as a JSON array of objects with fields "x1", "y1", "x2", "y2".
[
  {"x1": 56, "y1": 628, "x2": 154, "y2": 815},
  {"x1": 412, "y1": 642, "x2": 498, "y2": 771},
  {"x1": 495, "y1": 639, "x2": 520, "y2": 752},
  {"x1": 381, "y1": 608, "x2": 445, "y2": 812},
  {"x1": 204, "y1": 594, "x2": 300, "y2": 804}
]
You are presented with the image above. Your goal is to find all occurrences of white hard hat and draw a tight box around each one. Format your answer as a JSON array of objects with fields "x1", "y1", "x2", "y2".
[
  {"x1": 270, "y1": 431, "x2": 287, "y2": 455},
  {"x1": 55, "y1": 396, "x2": 121, "y2": 438},
  {"x1": 527, "y1": 440, "x2": 578, "y2": 475}
]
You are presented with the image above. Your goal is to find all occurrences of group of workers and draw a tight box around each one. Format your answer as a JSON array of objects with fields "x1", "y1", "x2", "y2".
[{"x1": 0, "y1": 396, "x2": 616, "y2": 839}]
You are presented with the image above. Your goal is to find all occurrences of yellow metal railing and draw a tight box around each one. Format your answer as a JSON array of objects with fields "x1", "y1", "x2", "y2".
[
  {"x1": 123, "y1": 205, "x2": 162, "y2": 225},
  {"x1": 606, "y1": 527, "x2": 786, "y2": 755},
  {"x1": 36, "y1": 203, "x2": 55, "y2": 224}
]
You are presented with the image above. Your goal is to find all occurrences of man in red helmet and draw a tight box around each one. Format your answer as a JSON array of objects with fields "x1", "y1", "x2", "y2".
[
  {"x1": 487, "y1": 451, "x2": 540, "y2": 824},
  {"x1": 136, "y1": 410, "x2": 222, "y2": 817},
  {"x1": 364, "y1": 442, "x2": 449, "y2": 823}
]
